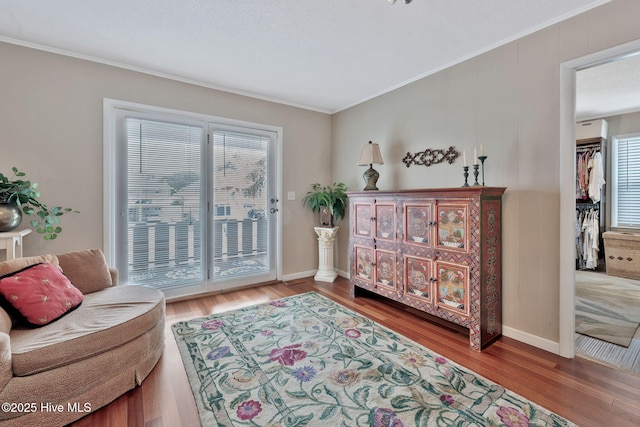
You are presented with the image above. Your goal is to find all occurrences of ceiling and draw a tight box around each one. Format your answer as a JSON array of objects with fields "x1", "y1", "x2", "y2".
[
  {"x1": 577, "y1": 52, "x2": 640, "y2": 121},
  {"x1": 0, "y1": 0, "x2": 619, "y2": 114}
]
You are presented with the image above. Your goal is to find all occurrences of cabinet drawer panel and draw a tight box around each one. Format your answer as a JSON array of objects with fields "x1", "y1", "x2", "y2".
[
  {"x1": 375, "y1": 249, "x2": 396, "y2": 290},
  {"x1": 436, "y1": 203, "x2": 469, "y2": 254},
  {"x1": 435, "y1": 260, "x2": 470, "y2": 317},
  {"x1": 404, "y1": 203, "x2": 434, "y2": 247},
  {"x1": 404, "y1": 255, "x2": 433, "y2": 304},
  {"x1": 374, "y1": 203, "x2": 396, "y2": 241},
  {"x1": 354, "y1": 203, "x2": 373, "y2": 238},
  {"x1": 354, "y1": 245, "x2": 374, "y2": 283}
]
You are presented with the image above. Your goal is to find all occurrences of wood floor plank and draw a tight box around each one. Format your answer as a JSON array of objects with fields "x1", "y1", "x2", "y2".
[{"x1": 69, "y1": 277, "x2": 640, "y2": 427}]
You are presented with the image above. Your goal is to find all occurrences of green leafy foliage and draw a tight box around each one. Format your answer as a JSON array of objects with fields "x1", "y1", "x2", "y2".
[
  {"x1": 243, "y1": 158, "x2": 266, "y2": 198},
  {"x1": 301, "y1": 182, "x2": 348, "y2": 225},
  {"x1": 0, "y1": 167, "x2": 77, "y2": 240},
  {"x1": 164, "y1": 171, "x2": 199, "y2": 196}
]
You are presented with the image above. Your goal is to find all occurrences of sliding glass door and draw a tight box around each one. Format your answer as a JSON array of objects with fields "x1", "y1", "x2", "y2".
[
  {"x1": 208, "y1": 125, "x2": 278, "y2": 290},
  {"x1": 106, "y1": 100, "x2": 279, "y2": 298}
]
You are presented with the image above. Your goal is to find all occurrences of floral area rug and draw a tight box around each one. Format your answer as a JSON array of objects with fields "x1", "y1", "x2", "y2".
[{"x1": 172, "y1": 292, "x2": 574, "y2": 426}]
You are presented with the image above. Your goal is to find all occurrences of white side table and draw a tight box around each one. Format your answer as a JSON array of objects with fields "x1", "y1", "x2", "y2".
[
  {"x1": 314, "y1": 226, "x2": 339, "y2": 282},
  {"x1": 0, "y1": 229, "x2": 32, "y2": 261}
]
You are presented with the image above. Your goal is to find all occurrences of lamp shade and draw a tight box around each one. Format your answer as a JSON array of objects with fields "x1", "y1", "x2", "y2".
[{"x1": 358, "y1": 141, "x2": 384, "y2": 166}]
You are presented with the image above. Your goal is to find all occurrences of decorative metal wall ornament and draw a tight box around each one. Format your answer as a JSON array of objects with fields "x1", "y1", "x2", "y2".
[{"x1": 402, "y1": 146, "x2": 459, "y2": 167}]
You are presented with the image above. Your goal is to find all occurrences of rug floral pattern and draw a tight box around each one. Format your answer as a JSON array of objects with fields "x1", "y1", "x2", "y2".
[{"x1": 172, "y1": 292, "x2": 573, "y2": 426}]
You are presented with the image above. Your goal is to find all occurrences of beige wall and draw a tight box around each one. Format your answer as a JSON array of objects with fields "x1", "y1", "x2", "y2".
[
  {"x1": 0, "y1": 42, "x2": 331, "y2": 277},
  {"x1": 331, "y1": 0, "x2": 640, "y2": 347},
  {"x1": 604, "y1": 110, "x2": 640, "y2": 140}
]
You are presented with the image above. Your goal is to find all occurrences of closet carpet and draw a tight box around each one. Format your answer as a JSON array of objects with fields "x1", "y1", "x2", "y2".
[
  {"x1": 575, "y1": 271, "x2": 640, "y2": 347},
  {"x1": 575, "y1": 271, "x2": 640, "y2": 375}
]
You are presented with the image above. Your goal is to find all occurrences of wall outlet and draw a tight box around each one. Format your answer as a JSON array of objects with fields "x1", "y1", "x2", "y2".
[{"x1": 287, "y1": 191, "x2": 296, "y2": 201}]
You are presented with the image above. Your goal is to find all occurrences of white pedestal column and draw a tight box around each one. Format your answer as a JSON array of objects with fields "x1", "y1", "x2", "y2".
[
  {"x1": 0, "y1": 229, "x2": 32, "y2": 261},
  {"x1": 314, "y1": 226, "x2": 339, "y2": 282}
]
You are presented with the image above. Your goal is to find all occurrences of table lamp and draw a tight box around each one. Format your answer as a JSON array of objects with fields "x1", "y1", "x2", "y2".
[{"x1": 358, "y1": 141, "x2": 384, "y2": 191}]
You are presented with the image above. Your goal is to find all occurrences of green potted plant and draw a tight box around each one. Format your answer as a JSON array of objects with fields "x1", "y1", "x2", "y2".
[
  {"x1": 0, "y1": 167, "x2": 77, "y2": 240},
  {"x1": 302, "y1": 182, "x2": 348, "y2": 227}
]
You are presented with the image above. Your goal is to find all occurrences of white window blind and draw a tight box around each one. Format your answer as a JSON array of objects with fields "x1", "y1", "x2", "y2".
[
  {"x1": 126, "y1": 118, "x2": 204, "y2": 288},
  {"x1": 612, "y1": 134, "x2": 640, "y2": 229}
]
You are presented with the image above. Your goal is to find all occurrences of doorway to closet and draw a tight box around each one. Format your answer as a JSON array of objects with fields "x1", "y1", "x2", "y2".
[{"x1": 573, "y1": 52, "x2": 640, "y2": 375}]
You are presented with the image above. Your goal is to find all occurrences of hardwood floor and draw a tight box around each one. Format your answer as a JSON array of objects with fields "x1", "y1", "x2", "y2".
[{"x1": 71, "y1": 277, "x2": 640, "y2": 427}]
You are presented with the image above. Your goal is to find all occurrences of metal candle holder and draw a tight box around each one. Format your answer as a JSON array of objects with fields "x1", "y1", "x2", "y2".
[
  {"x1": 472, "y1": 164, "x2": 480, "y2": 186},
  {"x1": 478, "y1": 155, "x2": 487, "y2": 186},
  {"x1": 462, "y1": 166, "x2": 470, "y2": 187}
]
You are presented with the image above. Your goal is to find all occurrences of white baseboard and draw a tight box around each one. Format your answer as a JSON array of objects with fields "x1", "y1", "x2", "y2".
[
  {"x1": 282, "y1": 269, "x2": 350, "y2": 282},
  {"x1": 502, "y1": 326, "x2": 561, "y2": 355},
  {"x1": 281, "y1": 270, "x2": 317, "y2": 282}
]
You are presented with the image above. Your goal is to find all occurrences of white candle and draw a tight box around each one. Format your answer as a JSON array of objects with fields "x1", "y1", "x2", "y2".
[
  {"x1": 480, "y1": 144, "x2": 484, "y2": 156},
  {"x1": 474, "y1": 148, "x2": 478, "y2": 164},
  {"x1": 463, "y1": 150, "x2": 467, "y2": 166}
]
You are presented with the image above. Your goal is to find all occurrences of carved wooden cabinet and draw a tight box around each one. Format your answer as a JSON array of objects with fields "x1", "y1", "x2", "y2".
[{"x1": 348, "y1": 187, "x2": 506, "y2": 351}]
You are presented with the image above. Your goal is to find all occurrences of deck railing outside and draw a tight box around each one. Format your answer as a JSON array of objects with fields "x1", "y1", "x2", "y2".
[{"x1": 127, "y1": 218, "x2": 267, "y2": 287}]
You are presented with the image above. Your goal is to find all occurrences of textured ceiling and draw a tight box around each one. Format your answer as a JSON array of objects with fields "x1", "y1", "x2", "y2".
[
  {"x1": 577, "y1": 52, "x2": 640, "y2": 121},
  {"x1": 0, "y1": 0, "x2": 613, "y2": 113}
]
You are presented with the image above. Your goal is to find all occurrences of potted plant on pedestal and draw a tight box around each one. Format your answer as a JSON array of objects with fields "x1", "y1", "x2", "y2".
[
  {"x1": 302, "y1": 182, "x2": 348, "y2": 283},
  {"x1": 301, "y1": 182, "x2": 348, "y2": 227},
  {"x1": 0, "y1": 167, "x2": 77, "y2": 240}
]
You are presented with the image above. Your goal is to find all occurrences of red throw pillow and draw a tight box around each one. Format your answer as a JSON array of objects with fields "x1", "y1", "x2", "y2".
[{"x1": 0, "y1": 263, "x2": 84, "y2": 326}]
